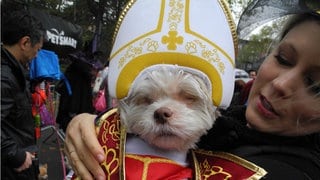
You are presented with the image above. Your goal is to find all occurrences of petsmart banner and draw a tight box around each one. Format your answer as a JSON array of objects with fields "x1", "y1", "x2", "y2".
[{"x1": 29, "y1": 8, "x2": 83, "y2": 57}]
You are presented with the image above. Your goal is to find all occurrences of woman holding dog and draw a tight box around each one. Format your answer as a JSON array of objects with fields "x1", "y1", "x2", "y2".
[{"x1": 63, "y1": 1, "x2": 320, "y2": 180}]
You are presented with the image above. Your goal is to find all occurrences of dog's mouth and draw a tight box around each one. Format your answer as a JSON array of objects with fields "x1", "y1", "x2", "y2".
[{"x1": 158, "y1": 131, "x2": 175, "y2": 137}]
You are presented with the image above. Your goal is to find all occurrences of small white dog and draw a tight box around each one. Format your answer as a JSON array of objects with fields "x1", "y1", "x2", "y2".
[{"x1": 118, "y1": 65, "x2": 217, "y2": 167}]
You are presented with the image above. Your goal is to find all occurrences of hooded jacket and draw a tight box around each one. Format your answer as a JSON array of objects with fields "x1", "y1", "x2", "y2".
[{"x1": 1, "y1": 47, "x2": 38, "y2": 179}]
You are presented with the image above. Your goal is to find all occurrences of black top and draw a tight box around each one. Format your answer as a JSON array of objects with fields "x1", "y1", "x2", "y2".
[
  {"x1": 56, "y1": 56, "x2": 96, "y2": 131},
  {"x1": 1, "y1": 47, "x2": 38, "y2": 179},
  {"x1": 198, "y1": 105, "x2": 320, "y2": 180}
]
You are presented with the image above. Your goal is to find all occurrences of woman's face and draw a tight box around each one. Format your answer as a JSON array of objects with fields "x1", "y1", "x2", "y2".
[{"x1": 246, "y1": 20, "x2": 320, "y2": 136}]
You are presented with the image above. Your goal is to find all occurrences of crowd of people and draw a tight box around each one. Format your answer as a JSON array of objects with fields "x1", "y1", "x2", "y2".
[
  {"x1": 1, "y1": 7, "x2": 106, "y2": 180},
  {"x1": 2, "y1": 0, "x2": 320, "y2": 180}
]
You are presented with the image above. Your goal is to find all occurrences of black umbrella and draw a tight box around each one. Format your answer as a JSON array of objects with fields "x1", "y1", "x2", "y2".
[
  {"x1": 29, "y1": 7, "x2": 83, "y2": 57},
  {"x1": 237, "y1": 0, "x2": 320, "y2": 39}
]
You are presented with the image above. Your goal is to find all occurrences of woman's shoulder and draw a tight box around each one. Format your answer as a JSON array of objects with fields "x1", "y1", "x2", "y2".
[
  {"x1": 231, "y1": 143, "x2": 320, "y2": 179},
  {"x1": 197, "y1": 105, "x2": 248, "y2": 150}
]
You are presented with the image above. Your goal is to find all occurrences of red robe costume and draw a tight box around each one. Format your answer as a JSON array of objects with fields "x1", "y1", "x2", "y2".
[{"x1": 74, "y1": 108, "x2": 267, "y2": 179}]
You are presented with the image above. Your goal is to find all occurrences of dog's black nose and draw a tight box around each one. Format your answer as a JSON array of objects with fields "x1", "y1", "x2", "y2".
[{"x1": 154, "y1": 107, "x2": 173, "y2": 124}]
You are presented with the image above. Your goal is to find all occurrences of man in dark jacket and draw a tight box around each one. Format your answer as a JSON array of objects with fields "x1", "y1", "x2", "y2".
[{"x1": 1, "y1": 10, "x2": 45, "y2": 179}]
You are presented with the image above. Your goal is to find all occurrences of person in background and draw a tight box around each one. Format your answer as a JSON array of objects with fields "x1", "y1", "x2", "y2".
[
  {"x1": 239, "y1": 69, "x2": 257, "y2": 105},
  {"x1": 62, "y1": 8, "x2": 320, "y2": 180},
  {"x1": 56, "y1": 50, "x2": 103, "y2": 132},
  {"x1": 230, "y1": 79, "x2": 246, "y2": 105},
  {"x1": 239, "y1": 78, "x2": 254, "y2": 105},
  {"x1": 238, "y1": 69, "x2": 257, "y2": 104},
  {"x1": 1, "y1": 10, "x2": 45, "y2": 179},
  {"x1": 248, "y1": 69, "x2": 257, "y2": 79}
]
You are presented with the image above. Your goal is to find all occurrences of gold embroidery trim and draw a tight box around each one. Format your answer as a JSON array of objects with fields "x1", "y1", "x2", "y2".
[
  {"x1": 119, "y1": 125, "x2": 127, "y2": 180},
  {"x1": 95, "y1": 108, "x2": 118, "y2": 127},
  {"x1": 192, "y1": 150, "x2": 267, "y2": 180},
  {"x1": 111, "y1": 0, "x2": 137, "y2": 46},
  {"x1": 218, "y1": 0, "x2": 238, "y2": 56},
  {"x1": 95, "y1": 108, "x2": 124, "y2": 179},
  {"x1": 125, "y1": 154, "x2": 182, "y2": 180}
]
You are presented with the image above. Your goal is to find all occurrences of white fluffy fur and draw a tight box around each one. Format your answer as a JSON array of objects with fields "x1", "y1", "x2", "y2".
[{"x1": 118, "y1": 66, "x2": 217, "y2": 153}]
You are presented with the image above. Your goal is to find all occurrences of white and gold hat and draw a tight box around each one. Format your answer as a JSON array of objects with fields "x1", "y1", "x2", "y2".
[{"x1": 108, "y1": 0, "x2": 237, "y2": 108}]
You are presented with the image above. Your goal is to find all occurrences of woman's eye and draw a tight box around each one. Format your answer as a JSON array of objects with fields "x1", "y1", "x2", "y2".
[
  {"x1": 310, "y1": 85, "x2": 320, "y2": 96},
  {"x1": 274, "y1": 54, "x2": 292, "y2": 66},
  {"x1": 305, "y1": 77, "x2": 320, "y2": 95}
]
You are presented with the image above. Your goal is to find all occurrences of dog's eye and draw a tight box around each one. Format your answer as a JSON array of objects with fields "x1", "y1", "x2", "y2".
[
  {"x1": 180, "y1": 92, "x2": 198, "y2": 104},
  {"x1": 136, "y1": 97, "x2": 153, "y2": 105},
  {"x1": 185, "y1": 95, "x2": 197, "y2": 102}
]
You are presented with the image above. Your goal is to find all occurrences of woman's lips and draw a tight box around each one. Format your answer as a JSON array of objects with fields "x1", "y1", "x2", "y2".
[{"x1": 257, "y1": 95, "x2": 279, "y2": 118}]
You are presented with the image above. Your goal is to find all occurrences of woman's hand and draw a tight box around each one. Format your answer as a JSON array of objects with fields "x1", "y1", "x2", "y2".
[{"x1": 64, "y1": 113, "x2": 106, "y2": 180}]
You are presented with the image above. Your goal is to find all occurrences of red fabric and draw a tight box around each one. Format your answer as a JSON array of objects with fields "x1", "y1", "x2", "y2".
[
  {"x1": 125, "y1": 154, "x2": 192, "y2": 180},
  {"x1": 71, "y1": 110, "x2": 266, "y2": 180},
  {"x1": 194, "y1": 151, "x2": 258, "y2": 180},
  {"x1": 31, "y1": 87, "x2": 47, "y2": 116},
  {"x1": 97, "y1": 111, "x2": 121, "y2": 180},
  {"x1": 35, "y1": 127, "x2": 41, "y2": 139}
]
